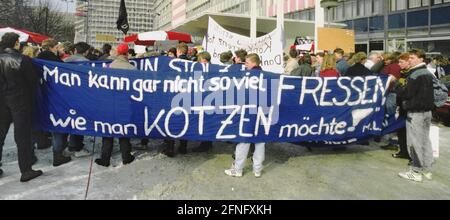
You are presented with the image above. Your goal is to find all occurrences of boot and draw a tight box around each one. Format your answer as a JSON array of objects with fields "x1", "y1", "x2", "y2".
[
  {"x1": 95, "y1": 158, "x2": 110, "y2": 167},
  {"x1": 20, "y1": 170, "x2": 43, "y2": 182},
  {"x1": 0, "y1": 168, "x2": 3, "y2": 176},
  {"x1": 161, "y1": 141, "x2": 176, "y2": 157},
  {"x1": 192, "y1": 141, "x2": 212, "y2": 153},
  {"x1": 123, "y1": 155, "x2": 135, "y2": 165},
  {"x1": 36, "y1": 135, "x2": 52, "y2": 150},
  {"x1": 53, "y1": 153, "x2": 71, "y2": 167},
  {"x1": 178, "y1": 140, "x2": 188, "y2": 154}
]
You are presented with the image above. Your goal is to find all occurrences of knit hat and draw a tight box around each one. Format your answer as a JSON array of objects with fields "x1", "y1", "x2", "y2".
[{"x1": 116, "y1": 43, "x2": 129, "y2": 55}]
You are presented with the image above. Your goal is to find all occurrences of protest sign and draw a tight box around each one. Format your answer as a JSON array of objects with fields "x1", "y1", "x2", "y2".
[
  {"x1": 204, "y1": 17, "x2": 284, "y2": 74},
  {"x1": 33, "y1": 56, "x2": 403, "y2": 144}
]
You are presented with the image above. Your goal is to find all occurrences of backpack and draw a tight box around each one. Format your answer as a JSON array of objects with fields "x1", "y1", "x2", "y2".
[{"x1": 433, "y1": 77, "x2": 449, "y2": 108}]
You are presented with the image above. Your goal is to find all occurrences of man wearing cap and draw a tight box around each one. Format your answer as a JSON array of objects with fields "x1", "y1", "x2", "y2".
[{"x1": 95, "y1": 43, "x2": 135, "y2": 167}]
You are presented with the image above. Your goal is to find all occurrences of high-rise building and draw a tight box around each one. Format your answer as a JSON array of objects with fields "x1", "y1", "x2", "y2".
[
  {"x1": 153, "y1": 0, "x2": 172, "y2": 31},
  {"x1": 154, "y1": 0, "x2": 269, "y2": 31},
  {"x1": 74, "y1": 0, "x2": 156, "y2": 48}
]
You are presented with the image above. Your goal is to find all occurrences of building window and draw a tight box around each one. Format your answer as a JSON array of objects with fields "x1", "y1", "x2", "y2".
[
  {"x1": 343, "y1": 20, "x2": 354, "y2": 30},
  {"x1": 344, "y1": 1, "x2": 355, "y2": 19},
  {"x1": 373, "y1": 0, "x2": 383, "y2": 14},
  {"x1": 369, "y1": 16, "x2": 384, "y2": 31},
  {"x1": 389, "y1": 13, "x2": 406, "y2": 29},
  {"x1": 408, "y1": 0, "x2": 430, "y2": 8},
  {"x1": 370, "y1": 41, "x2": 385, "y2": 51},
  {"x1": 390, "y1": 0, "x2": 407, "y2": 11},
  {"x1": 431, "y1": 6, "x2": 450, "y2": 25},
  {"x1": 407, "y1": 9, "x2": 429, "y2": 27},
  {"x1": 354, "y1": 18, "x2": 368, "y2": 32}
]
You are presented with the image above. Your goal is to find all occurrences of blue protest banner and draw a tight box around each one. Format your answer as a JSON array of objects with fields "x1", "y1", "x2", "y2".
[{"x1": 32, "y1": 56, "x2": 404, "y2": 144}]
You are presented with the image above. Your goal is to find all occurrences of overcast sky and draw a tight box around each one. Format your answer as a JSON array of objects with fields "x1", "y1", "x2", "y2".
[{"x1": 49, "y1": 0, "x2": 76, "y2": 13}]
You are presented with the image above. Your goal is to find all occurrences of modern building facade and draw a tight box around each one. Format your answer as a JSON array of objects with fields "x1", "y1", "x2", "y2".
[
  {"x1": 154, "y1": 0, "x2": 270, "y2": 31},
  {"x1": 280, "y1": 0, "x2": 450, "y2": 56},
  {"x1": 74, "y1": 0, "x2": 156, "y2": 48},
  {"x1": 155, "y1": 0, "x2": 450, "y2": 56}
]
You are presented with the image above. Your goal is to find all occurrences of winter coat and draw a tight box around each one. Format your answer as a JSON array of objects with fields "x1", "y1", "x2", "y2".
[
  {"x1": 0, "y1": 48, "x2": 38, "y2": 103},
  {"x1": 37, "y1": 50, "x2": 63, "y2": 62},
  {"x1": 64, "y1": 54, "x2": 89, "y2": 62},
  {"x1": 346, "y1": 63, "x2": 373, "y2": 77},
  {"x1": 336, "y1": 59, "x2": 350, "y2": 76},
  {"x1": 284, "y1": 58, "x2": 299, "y2": 75},
  {"x1": 382, "y1": 63, "x2": 401, "y2": 79},
  {"x1": 110, "y1": 55, "x2": 135, "y2": 70},
  {"x1": 291, "y1": 64, "x2": 313, "y2": 77},
  {"x1": 320, "y1": 69, "x2": 340, "y2": 77},
  {"x1": 396, "y1": 63, "x2": 435, "y2": 112}
]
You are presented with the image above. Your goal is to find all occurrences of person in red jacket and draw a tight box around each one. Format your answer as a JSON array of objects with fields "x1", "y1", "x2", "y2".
[
  {"x1": 320, "y1": 55, "x2": 340, "y2": 77},
  {"x1": 382, "y1": 53, "x2": 401, "y2": 80}
]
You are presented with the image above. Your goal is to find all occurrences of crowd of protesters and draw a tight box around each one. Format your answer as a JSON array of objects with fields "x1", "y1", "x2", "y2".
[{"x1": 1, "y1": 31, "x2": 449, "y2": 182}]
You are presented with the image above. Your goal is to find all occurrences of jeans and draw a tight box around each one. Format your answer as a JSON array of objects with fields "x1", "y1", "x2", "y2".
[
  {"x1": 406, "y1": 112, "x2": 434, "y2": 173},
  {"x1": 52, "y1": 132, "x2": 68, "y2": 154}
]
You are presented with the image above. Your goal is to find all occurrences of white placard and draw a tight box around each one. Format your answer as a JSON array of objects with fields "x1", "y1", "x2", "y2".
[
  {"x1": 204, "y1": 17, "x2": 284, "y2": 74},
  {"x1": 430, "y1": 125, "x2": 439, "y2": 158}
]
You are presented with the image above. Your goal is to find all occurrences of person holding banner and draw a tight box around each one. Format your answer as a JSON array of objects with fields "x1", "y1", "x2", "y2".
[
  {"x1": 64, "y1": 42, "x2": 91, "y2": 158},
  {"x1": 391, "y1": 53, "x2": 412, "y2": 161},
  {"x1": 162, "y1": 43, "x2": 190, "y2": 157},
  {"x1": 225, "y1": 54, "x2": 265, "y2": 178},
  {"x1": 233, "y1": 49, "x2": 248, "y2": 65},
  {"x1": 0, "y1": 32, "x2": 43, "y2": 182},
  {"x1": 191, "y1": 52, "x2": 214, "y2": 153},
  {"x1": 220, "y1": 51, "x2": 233, "y2": 65},
  {"x1": 95, "y1": 43, "x2": 135, "y2": 167},
  {"x1": 37, "y1": 39, "x2": 72, "y2": 167}
]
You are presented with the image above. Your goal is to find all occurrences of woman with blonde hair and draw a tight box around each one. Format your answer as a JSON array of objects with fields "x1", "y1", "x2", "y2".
[
  {"x1": 346, "y1": 52, "x2": 372, "y2": 77},
  {"x1": 319, "y1": 55, "x2": 340, "y2": 77},
  {"x1": 22, "y1": 46, "x2": 40, "y2": 58}
]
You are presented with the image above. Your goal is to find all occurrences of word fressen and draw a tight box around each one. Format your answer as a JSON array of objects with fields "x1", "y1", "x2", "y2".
[{"x1": 277, "y1": 75, "x2": 391, "y2": 107}]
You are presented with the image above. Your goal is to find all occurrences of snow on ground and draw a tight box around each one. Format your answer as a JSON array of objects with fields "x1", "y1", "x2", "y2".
[{"x1": 1, "y1": 124, "x2": 450, "y2": 200}]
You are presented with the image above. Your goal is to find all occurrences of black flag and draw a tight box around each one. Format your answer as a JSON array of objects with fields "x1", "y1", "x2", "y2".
[{"x1": 116, "y1": 0, "x2": 129, "y2": 34}]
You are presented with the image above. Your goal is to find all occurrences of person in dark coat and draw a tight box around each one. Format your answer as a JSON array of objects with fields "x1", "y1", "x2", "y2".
[
  {"x1": 37, "y1": 39, "x2": 63, "y2": 62},
  {"x1": 346, "y1": 52, "x2": 373, "y2": 77},
  {"x1": 0, "y1": 32, "x2": 43, "y2": 182},
  {"x1": 161, "y1": 43, "x2": 190, "y2": 157},
  {"x1": 291, "y1": 54, "x2": 313, "y2": 77},
  {"x1": 390, "y1": 52, "x2": 412, "y2": 161},
  {"x1": 37, "y1": 39, "x2": 72, "y2": 167}
]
